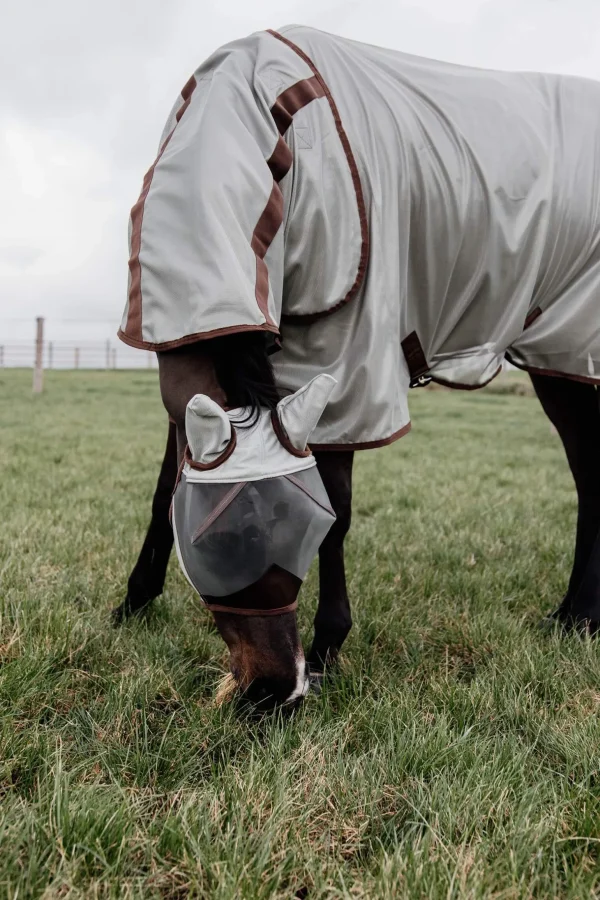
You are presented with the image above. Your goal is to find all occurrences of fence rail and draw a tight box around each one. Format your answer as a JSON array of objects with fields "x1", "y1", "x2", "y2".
[{"x1": 0, "y1": 339, "x2": 156, "y2": 371}]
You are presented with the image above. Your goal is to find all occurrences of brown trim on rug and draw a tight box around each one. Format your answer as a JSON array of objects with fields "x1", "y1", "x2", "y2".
[
  {"x1": 126, "y1": 137, "x2": 174, "y2": 342},
  {"x1": 505, "y1": 353, "x2": 600, "y2": 386},
  {"x1": 430, "y1": 366, "x2": 503, "y2": 391},
  {"x1": 180, "y1": 75, "x2": 196, "y2": 101},
  {"x1": 268, "y1": 29, "x2": 370, "y2": 324},
  {"x1": 270, "y1": 74, "x2": 325, "y2": 134},
  {"x1": 524, "y1": 306, "x2": 542, "y2": 329},
  {"x1": 125, "y1": 75, "x2": 197, "y2": 344},
  {"x1": 175, "y1": 97, "x2": 192, "y2": 123},
  {"x1": 267, "y1": 135, "x2": 293, "y2": 182},
  {"x1": 250, "y1": 72, "x2": 329, "y2": 329},
  {"x1": 117, "y1": 322, "x2": 280, "y2": 352},
  {"x1": 271, "y1": 409, "x2": 313, "y2": 457},
  {"x1": 310, "y1": 421, "x2": 412, "y2": 451},
  {"x1": 251, "y1": 183, "x2": 284, "y2": 325}
]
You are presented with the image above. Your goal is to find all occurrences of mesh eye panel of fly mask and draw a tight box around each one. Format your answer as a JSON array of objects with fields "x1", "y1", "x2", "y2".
[{"x1": 171, "y1": 374, "x2": 338, "y2": 616}]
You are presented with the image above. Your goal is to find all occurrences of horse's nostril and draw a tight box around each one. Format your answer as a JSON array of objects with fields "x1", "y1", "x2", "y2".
[
  {"x1": 244, "y1": 680, "x2": 276, "y2": 706},
  {"x1": 242, "y1": 676, "x2": 297, "y2": 710}
]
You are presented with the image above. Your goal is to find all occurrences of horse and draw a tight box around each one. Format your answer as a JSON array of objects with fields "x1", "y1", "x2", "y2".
[{"x1": 113, "y1": 26, "x2": 600, "y2": 708}]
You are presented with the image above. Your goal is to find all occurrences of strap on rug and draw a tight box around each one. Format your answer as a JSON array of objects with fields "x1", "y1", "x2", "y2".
[{"x1": 401, "y1": 331, "x2": 432, "y2": 388}]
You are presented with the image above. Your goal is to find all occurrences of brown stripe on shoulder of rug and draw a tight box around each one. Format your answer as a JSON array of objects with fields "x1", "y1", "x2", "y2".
[
  {"x1": 270, "y1": 75, "x2": 325, "y2": 135},
  {"x1": 267, "y1": 28, "x2": 369, "y2": 324},
  {"x1": 251, "y1": 66, "x2": 330, "y2": 326}
]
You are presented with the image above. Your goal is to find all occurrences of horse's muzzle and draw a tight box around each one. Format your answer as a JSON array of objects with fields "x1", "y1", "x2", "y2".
[{"x1": 239, "y1": 661, "x2": 310, "y2": 711}]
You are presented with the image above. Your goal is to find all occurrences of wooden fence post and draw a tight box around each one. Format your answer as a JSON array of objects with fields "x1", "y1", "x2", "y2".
[
  {"x1": 74, "y1": 347, "x2": 80, "y2": 370},
  {"x1": 105, "y1": 339, "x2": 110, "y2": 369},
  {"x1": 32, "y1": 317, "x2": 44, "y2": 394},
  {"x1": 0, "y1": 346, "x2": 4, "y2": 367}
]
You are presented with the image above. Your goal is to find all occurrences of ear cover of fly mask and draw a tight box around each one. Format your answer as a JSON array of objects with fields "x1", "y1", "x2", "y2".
[
  {"x1": 186, "y1": 394, "x2": 232, "y2": 465},
  {"x1": 275, "y1": 374, "x2": 337, "y2": 451}
]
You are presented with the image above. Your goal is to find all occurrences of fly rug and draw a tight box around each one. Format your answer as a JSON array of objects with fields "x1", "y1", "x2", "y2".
[{"x1": 116, "y1": 25, "x2": 600, "y2": 708}]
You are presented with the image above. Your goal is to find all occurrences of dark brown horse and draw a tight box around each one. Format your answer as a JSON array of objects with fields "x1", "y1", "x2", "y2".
[
  {"x1": 112, "y1": 332, "x2": 600, "y2": 706},
  {"x1": 112, "y1": 24, "x2": 600, "y2": 707}
]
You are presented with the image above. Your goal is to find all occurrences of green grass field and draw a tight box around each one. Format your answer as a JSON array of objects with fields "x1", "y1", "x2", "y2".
[{"x1": 2, "y1": 368, "x2": 600, "y2": 898}]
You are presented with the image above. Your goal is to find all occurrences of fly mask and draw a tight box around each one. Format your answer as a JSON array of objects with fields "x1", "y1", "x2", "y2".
[{"x1": 171, "y1": 374, "x2": 337, "y2": 614}]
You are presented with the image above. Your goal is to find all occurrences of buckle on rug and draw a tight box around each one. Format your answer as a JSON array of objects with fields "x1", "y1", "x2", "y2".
[{"x1": 409, "y1": 374, "x2": 432, "y2": 388}]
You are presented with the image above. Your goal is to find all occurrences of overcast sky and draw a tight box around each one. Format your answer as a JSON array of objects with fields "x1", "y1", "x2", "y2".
[{"x1": 3, "y1": 0, "x2": 600, "y2": 343}]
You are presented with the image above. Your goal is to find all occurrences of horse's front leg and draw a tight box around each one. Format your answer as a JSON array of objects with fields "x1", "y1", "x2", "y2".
[
  {"x1": 114, "y1": 345, "x2": 224, "y2": 623},
  {"x1": 308, "y1": 450, "x2": 354, "y2": 672},
  {"x1": 112, "y1": 420, "x2": 178, "y2": 623}
]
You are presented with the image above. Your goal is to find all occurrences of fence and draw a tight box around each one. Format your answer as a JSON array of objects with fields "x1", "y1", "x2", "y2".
[
  {"x1": 0, "y1": 325, "x2": 157, "y2": 372},
  {"x1": 0, "y1": 318, "x2": 158, "y2": 392},
  {"x1": 0, "y1": 340, "x2": 156, "y2": 370}
]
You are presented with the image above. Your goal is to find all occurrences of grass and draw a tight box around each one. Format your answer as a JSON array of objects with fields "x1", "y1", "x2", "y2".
[{"x1": 2, "y1": 368, "x2": 600, "y2": 898}]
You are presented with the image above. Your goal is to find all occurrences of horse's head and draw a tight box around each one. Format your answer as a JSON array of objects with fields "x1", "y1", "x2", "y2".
[{"x1": 172, "y1": 374, "x2": 336, "y2": 709}]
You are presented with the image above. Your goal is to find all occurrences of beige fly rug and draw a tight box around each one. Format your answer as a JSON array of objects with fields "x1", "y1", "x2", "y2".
[{"x1": 119, "y1": 25, "x2": 600, "y2": 448}]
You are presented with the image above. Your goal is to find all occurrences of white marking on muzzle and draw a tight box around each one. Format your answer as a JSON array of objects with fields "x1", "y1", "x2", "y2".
[{"x1": 283, "y1": 654, "x2": 309, "y2": 705}]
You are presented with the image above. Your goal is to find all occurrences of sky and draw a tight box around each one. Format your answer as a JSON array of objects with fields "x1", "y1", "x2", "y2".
[{"x1": 3, "y1": 0, "x2": 600, "y2": 345}]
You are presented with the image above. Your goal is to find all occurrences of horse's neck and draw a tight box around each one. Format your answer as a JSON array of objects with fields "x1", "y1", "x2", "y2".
[{"x1": 157, "y1": 332, "x2": 279, "y2": 459}]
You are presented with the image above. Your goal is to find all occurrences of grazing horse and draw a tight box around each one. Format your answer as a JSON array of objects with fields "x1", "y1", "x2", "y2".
[{"x1": 115, "y1": 26, "x2": 600, "y2": 706}]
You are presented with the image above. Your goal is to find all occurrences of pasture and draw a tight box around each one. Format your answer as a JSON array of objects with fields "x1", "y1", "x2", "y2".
[{"x1": 2, "y1": 368, "x2": 600, "y2": 898}]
